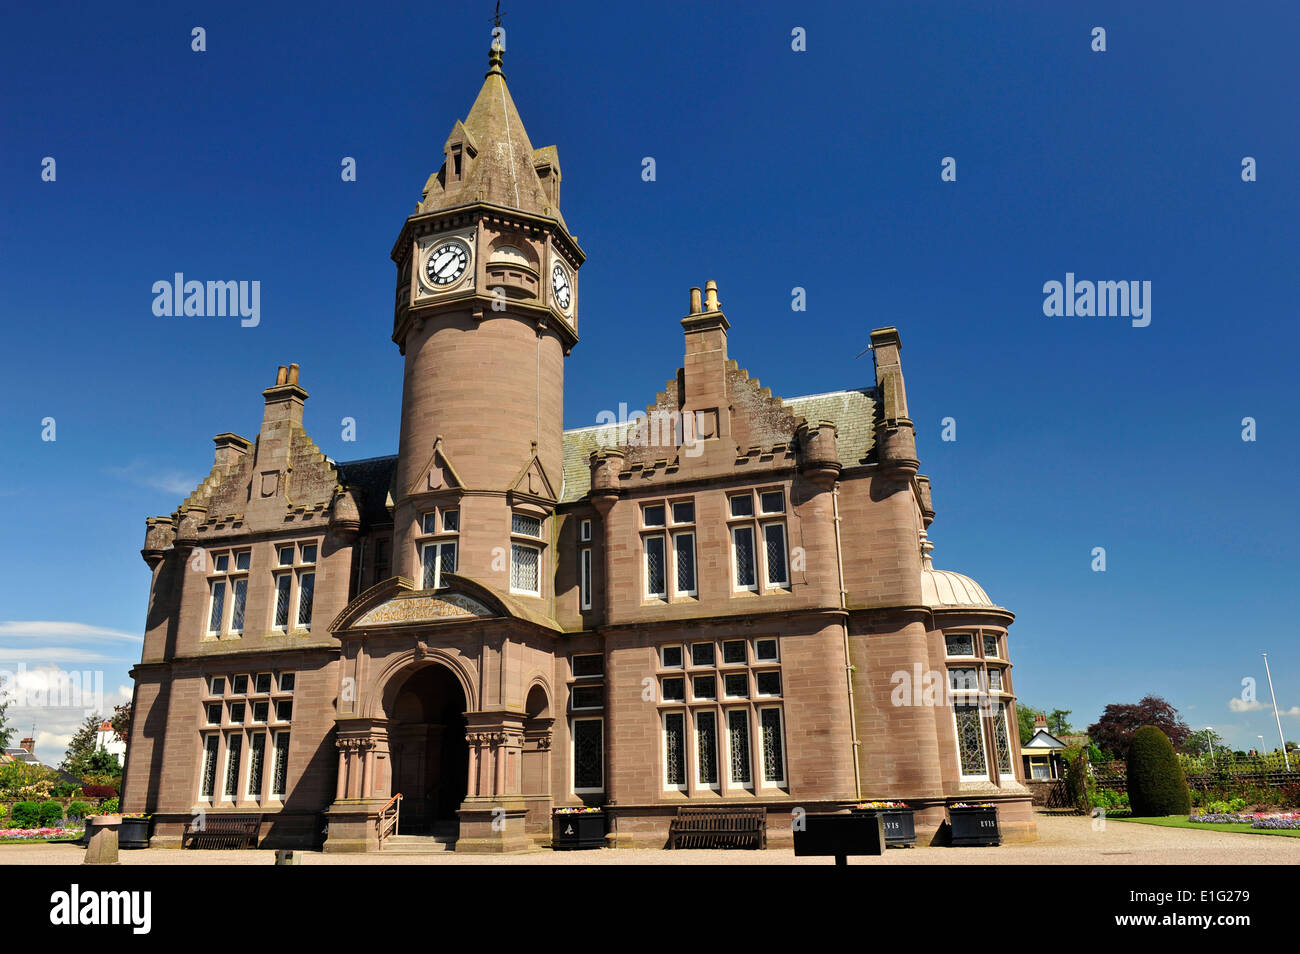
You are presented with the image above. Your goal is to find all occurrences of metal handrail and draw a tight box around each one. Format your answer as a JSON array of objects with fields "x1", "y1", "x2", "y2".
[{"x1": 377, "y1": 793, "x2": 402, "y2": 849}]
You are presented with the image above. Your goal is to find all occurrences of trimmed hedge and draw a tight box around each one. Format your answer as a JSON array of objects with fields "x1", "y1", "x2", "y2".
[
  {"x1": 66, "y1": 800, "x2": 93, "y2": 820},
  {"x1": 10, "y1": 801, "x2": 41, "y2": 828},
  {"x1": 1128, "y1": 725, "x2": 1192, "y2": 816},
  {"x1": 38, "y1": 801, "x2": 64, "y2": 826}
]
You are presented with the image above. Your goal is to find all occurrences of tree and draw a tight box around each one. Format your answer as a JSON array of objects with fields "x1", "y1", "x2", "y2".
[
  {"x1": 110, "y1": 703, "x2": 132, "y2": 744},
  {"x1": 61, "y1": 712, "x2": 105, "y2": 778},
  {"x1": 1127, "y1": 726, "x2": 1191, "y2": 816},
  {"x1": 1017, "y1": 705, "x2": 1046, "y2": 745},
  {"x1": 1047, "y1": 709, "x2": 1073, "y2": 735},
  {"x1": 1065, "y1": 747, "x2": 1094, "y2": 813},
  {"x1": 1184, "y1": 728, "x2": 1225, "y2": 758},
  {"x1": 1086, "y1": 696, "x2": 1190, "y2": 759},
  {"x1": 0, "y1": 698, "x2": 13, "y2": 751}
]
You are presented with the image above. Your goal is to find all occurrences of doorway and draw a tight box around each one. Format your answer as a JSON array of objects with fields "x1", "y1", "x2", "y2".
[{"x1": 387, "y1": 664, "x2": 469, "y2": 833}]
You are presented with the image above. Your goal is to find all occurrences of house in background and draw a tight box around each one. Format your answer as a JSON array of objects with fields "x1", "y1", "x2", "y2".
[
  {"x1": 1021, "y1": 715, "x2": 1067, "y2": 780},
  {"x1": 95, "y1": 721, "x2": 127, "y2": 763}
]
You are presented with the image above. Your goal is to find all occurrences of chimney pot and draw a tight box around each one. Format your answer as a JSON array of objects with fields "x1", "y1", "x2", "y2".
[
  {"x1": 689, "y1": 287, "x2": 702, "y2": 314},
  {"x1": 276, "y1": 366, "x2": 288, "y2": 386},
  {"x1": 287, "y1": 363, "x2": 300, "y2": 385},
  {"x1": 704, "y1": 280, "x2": 719, "y2": 312}
]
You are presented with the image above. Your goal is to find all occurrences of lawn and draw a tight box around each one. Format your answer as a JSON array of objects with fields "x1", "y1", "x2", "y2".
[{"x1": 1115, "y1": 816, "x2": 1300, "y2": 838}]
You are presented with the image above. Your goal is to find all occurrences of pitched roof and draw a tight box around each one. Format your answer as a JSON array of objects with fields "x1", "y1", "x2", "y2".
[
  {"x1": 335, "y1": 455, "x2": 398, "y2": 526},
  {"x1": 558, "y1": 386, "x2": 878, "y2": 503},
  {"x1": 419, "y1": 43, "x2": 565, "y2": 228}
]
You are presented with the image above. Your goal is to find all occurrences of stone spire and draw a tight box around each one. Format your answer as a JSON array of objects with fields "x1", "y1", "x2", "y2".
[{"x1": 419, "y1": 40, "x2": 565, "y2": 227}]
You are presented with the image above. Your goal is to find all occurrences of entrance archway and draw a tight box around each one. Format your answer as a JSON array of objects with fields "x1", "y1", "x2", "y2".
[{"x1": 386, "y1": 664, "x2": 469, "y2": 833}]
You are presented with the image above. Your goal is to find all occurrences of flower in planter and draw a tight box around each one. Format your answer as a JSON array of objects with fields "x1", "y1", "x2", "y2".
[
  {"x1": 951, "y1": 802, "x2": 995, "y2": 809},
  {"x1": 554, "y1": 807, "x2": 602, "y2": 814},
  {"x1": 853, "y1": 801, "x2": 910, "y2": 810}
]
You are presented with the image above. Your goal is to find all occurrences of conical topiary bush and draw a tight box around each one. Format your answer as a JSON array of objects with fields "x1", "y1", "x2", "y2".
[{"x1": 1126, "y1": 725, "x2": 1191, "y2": 816}]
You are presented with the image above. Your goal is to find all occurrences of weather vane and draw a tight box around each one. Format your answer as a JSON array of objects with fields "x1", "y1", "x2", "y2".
[{"x1": 491, "y1": 2, "x2": 505, "y2": 29}]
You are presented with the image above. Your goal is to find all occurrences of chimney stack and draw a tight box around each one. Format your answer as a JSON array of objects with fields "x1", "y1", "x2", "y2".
[{"x1": 20, "y1": 738, "x2": 35, "y2": 755}]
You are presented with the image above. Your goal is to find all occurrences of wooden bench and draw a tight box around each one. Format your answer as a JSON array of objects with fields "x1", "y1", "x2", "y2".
[
  {"x1": 667, "y1": 807, "x2": 767, "y2": 849},
  {"x1": 182, "y1": 813, "x2": 261, "y2": 850}
]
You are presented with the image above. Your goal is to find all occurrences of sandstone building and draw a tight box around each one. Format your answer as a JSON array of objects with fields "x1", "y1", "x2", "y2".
[{"x1": 123, "y1": 40, "x2": 1035, "y2": 850}]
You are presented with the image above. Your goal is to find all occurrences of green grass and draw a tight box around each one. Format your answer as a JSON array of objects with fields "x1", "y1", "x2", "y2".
[{"x1": 1115, "y1": 816, "x2": 1300, "y2": 838}]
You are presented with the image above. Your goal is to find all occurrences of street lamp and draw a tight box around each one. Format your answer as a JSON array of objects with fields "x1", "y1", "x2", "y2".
[
  {"x1": 1204, "y1": 727, "x2": 1215, "y2": 760},
  {"x1": 1261, "y1": 653, "x2": 1292, "y2": 772}
]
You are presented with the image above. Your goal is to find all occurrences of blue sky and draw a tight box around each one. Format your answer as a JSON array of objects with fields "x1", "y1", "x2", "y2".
[{"x1": 1, "y1": 0, "x2": 1297, "y2": 762}]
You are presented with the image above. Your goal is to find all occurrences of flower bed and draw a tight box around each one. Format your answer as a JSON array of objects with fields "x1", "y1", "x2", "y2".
[
  {"x1": 0, "y1": 827, "x2": 84, "y2": 842},
  {"x1": 1189, "y1": 810, "x2": 1300, "y2": 829}
]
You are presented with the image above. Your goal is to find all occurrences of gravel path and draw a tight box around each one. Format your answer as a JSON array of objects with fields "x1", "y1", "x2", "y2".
[{"x1": 4, "y1": 814, "x2": 1297, "y2": 865}]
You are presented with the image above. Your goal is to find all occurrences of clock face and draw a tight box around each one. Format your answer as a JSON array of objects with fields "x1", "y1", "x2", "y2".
[
  {"x1": 424, "y1": 242, "x2": 469, "y2": 287},
  {"x1": 552, "y1": 263, "x2": 572, "y2": 311}
]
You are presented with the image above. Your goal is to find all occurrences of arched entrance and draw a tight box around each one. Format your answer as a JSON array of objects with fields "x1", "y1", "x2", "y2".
[{"x1": 386, "y1": 664, "x2": 469, "y2": 833}]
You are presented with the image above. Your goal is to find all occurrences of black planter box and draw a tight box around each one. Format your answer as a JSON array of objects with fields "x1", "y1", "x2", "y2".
[
  {"x1": 119, "y1": 817, "x2": 152, "y2": 849},
  {"x1": 793, "y1": 813, "x2": 885, "y2": 864},
  {"x1": 948, "y1": 806, "x2": 1000, "y2": 846},
  {"x1": 850, "y1": 808, "x2": 916, "y2": 847},
  {"x1": 552, "y1": 812, "x2": 606, "y2": 850}
]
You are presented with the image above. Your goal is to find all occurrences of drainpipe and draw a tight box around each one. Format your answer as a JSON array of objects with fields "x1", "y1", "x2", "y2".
[{"x1": 833, "y1": 484, "x2": 861, "y2": 800}]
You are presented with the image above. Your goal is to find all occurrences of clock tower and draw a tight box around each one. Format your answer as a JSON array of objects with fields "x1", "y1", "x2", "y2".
[{"x1": 389, "y1": 38, "x2": 583, "y2": 596}]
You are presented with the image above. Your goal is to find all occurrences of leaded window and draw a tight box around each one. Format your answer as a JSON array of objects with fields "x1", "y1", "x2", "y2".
[
  {"x1": 273, "y1": 573, "x2": 292, "y2": 629},
  {"x1": 297, "y1": 571, "x2": 315, "y2": 627},
  {"x1": 511, "y1": 543, "x2": 540, "y2": 594},
  {"x1": 645, "y1": 534, "x2": 666, "y2": 598},
  {"x1": 512, "y1": 513, "x2": 542, "y2": 538},
  {"x1": 422, "y1": 540, "x2": 457, "y2": 589},
  {"x1": 722, "y1": 640, "x2": 746, "y2": 664},
  {"x1": 756, "y1": 671, "x2": 782, "y2": 697},
  {"x1": 691, "y1": 642, "x2": 715, "y2": 667},
  {"x1": 579, "y1": 547, "x2": 592, "y2": 610},
  {"x1": 993, "y1": 703, "x2": 1013, "y2": 775},
  {"x1": 200, "y1": 735, "x2": 219, "y2": 798},
  {"x1": 573, "y1": 719, "x2": 603, "y2": 792},
  {"x1": 763, "y1": 523, "x2": 788, "y2": 586},
  {"x1": 223, "y1": 734, "x2": 242, "y2": 798},
  {"x1": 271, "y1": 732, "x2": 290, "y2": 797},
  {"x1": 674, "y1": 531, "x2": 696, "y2": 595},
  {"x1": 728, "y1": 710, "x2": 751, "y2": 785},
  {"x1": 692, "y1": 675, "x2": 716, "y2": 700},
  {"x1": 949, "y1": 668, "x2": 980, "y2": 693},
  {"x1": 955, "y1": 704, "x2": 987, "y2": 777},
  {"x1": 760, "y1": 708, "x2": 785, "y2": 784},
  {"x1": 983, "y1": 634, "x2": 1000, "y2": 658},
  {"x1": 732, "y1": 526, "x2": 757, "y2": 589},
  {"x1": 697, "y1": 711, "x2": 719, "y2": 787},
  {"x1": 664, "y1": 712, "x2": 686, "y2": 788},
  {"x1": 230, "y1": 578, "x2": 248, "y2": 633},
  {"x1": 208, "y1": 581, "x2": 226, "y2": 634},
  {"x1": 987, "y1": 668, "x2": 1003, "y2": 692},
  {"x1": 247, "y1": 732, "x2": 265, "y2": 798},
  {"x1": 661, "y1": 677, "x2": 685, "y2": 702},
  {"x1": 724, "y1": 673, "x2": 748, "y2": 698},
  {"x1": 945, "y1": 633, "x2": 975, "y2": 657}
]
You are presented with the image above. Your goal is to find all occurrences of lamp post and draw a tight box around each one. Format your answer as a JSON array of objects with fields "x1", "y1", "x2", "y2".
[
  {"x1": 1261, "y1": 653, "x2": 1292, "y2": 772},
  {"x1": 1204, "y1": 727, "x2": 1215, "y2": 761}
]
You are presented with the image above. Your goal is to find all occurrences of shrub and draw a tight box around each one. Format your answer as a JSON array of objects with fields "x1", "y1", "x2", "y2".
[
  {"x1": 1128, "y1": 726, "x2": 1192, "y2": 816},
  {"x1": 66, "y1": 800, "x2": 92, "y2": 820},
  {"x1": 97, "y1": 797, "x2": 120, "y2": 814},
  {"x1": 81, "y1": 784, "x2": 117, "y2": 799},
  {"x1": 1066, "y1": 748, "x2": 1094, "y2": 812},
  {"x1": 38, "y1": 801, "x2": 64, "y2": 826},
  {"x1": 50, "y1": 782, "x2": 81, "y2": 798},
  {"x1": 10, "y1": 801, "x2": 42, "y2": 828},
  {"x1": 0, "y1": 803, "x2": 7, "y2": 823}
]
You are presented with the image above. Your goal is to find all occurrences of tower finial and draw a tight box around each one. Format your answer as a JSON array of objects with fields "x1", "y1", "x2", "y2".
[{"x1": 487, "y1": 2, "x2": 506, "y2": 75}]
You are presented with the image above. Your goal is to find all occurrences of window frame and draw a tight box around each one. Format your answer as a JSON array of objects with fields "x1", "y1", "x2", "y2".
[{"x1": 570, "y1": 716, "x2": 605, "y2": 795}]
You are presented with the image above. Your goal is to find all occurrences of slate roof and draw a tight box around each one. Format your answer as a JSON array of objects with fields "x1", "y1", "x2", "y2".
[
  {"x1": 335, "y1": 455, "x2": 398, "y2": 526},
  {"x1": 418, "y1": 43, "x2": 566, "y2": 230},
  {"x1": 558, "y1": 386, "x2": 878, "y2": 503},
  {"x1": 337, "y1": 387, "x2": 878, "y2": 511}
]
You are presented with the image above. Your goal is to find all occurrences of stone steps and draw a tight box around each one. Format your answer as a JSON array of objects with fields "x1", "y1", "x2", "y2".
[{"x1": 380, "y1": 834, "x2": 457, "y2": 854}]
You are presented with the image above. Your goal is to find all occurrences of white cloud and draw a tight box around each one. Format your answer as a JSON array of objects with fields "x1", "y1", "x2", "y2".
[
  {"x1": 0, "y1": 621, "x2": 140, "y2": 642},
  {"x1": 1228, "y1": 697, "x2": 1300, "y2": 717},
  {"x1": 106, "y1": 460, "x2": 201, "y2": 496},
  {"x1": 1, "y1": 668, "x2": 132, "y2": 764},
  {"x1": 0, "y1": 648, "x2": 116, "y2": 663}
]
